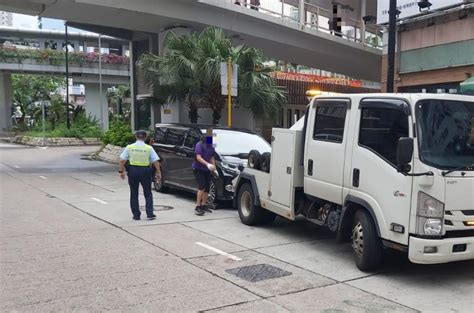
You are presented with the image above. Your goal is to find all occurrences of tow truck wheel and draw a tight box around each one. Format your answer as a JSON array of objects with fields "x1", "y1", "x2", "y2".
[
  {"x1": 259, "y1": 152, "x2": 271, "y2": 173},
  {"x1": 248, "y1": 150, "x2": 261, "y2": 170},
  {"x1": 237, "y1": 183, "x2": 275, "y2": 225},
  {"x1": 351, "y1": 210, "x2": 383, "y2": 271}
]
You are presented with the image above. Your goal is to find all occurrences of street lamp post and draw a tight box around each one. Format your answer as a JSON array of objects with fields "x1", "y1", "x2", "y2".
[
  {"x1": 99, "y1": 34, "x2": 104, "y2": 131},
  {"x1": 386, "y1": 0, "x2": 397, "y2": 92},
  {"x1": 42, "y1": 99, "x2": 46, "y2": 146},
  {"x1": 65, "y1": 22, "x2": 71, "y2": 129}
]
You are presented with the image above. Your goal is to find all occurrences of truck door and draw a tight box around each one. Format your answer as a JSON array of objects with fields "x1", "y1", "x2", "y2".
[
  {"x1": 304, "y1": 99, "x2": 350, "y2": 205},
  {"x1": 349, "y1": 98, "x2": 413, "y2": 244}
]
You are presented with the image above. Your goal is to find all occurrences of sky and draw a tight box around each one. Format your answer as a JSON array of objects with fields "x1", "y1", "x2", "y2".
[{"x1": 11, "y1": 12, "x2": 82, "y2": 32}]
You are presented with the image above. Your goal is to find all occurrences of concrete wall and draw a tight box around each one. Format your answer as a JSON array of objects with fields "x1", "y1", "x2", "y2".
[
  {"x1": 0, "y1": 72, "x2": 12, "y2": 131},
  {"x1": 158, "y1": 100, "x2": 256, "y2": 131},
  {"x1": 160, "y1": 102, "x2": 180, "y2": 124},
  {"x1": 82, "y1": 82, "x2": 109, "y2": 131},
  {"x1": 221, "y1": 107, "x2": 255, "y2": 130},
  {"x1": 400, "y1": 15, "x2": 474, "y2": 52}
]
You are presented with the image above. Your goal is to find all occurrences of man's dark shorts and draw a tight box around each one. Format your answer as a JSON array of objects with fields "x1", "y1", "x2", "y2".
[{"x1": 193, "y1": 169, "x2": 211, "y2": 192}]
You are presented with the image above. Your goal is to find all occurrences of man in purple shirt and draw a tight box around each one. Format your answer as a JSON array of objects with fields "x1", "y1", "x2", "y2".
[{"x1": 192, "y1": 133, "x2": 217, "y2": 215}]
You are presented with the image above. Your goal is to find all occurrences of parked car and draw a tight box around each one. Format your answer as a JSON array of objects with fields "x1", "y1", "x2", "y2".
[{"x1": 151, "y1": 123, "x2": 271, "y2": 205}]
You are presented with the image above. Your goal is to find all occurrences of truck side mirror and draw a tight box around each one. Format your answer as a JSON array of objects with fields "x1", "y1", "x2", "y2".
[{"x1": 396, "y1": 137, "x2": 414, "y2": 172}]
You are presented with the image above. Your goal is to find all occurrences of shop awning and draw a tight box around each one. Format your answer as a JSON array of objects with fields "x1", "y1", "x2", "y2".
[{"x1": 460, "y1": 76, "x2": 474, "y2": 95}]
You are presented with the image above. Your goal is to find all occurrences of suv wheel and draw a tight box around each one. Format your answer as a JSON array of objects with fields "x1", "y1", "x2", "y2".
[
  {"x1": 206, "y1": 180, "x2": 217, "y2": 209},
  {"x1": 153, "y1": 170, "x2": 169, "y2": 193},
  {"x1": 351, "y1": 210, "x2": 383, "y2": 271}
]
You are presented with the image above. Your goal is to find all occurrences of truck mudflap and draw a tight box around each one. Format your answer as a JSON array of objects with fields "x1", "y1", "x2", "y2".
[{"x1": 408, "y1": 236, "x2": 474, "y2": 264}]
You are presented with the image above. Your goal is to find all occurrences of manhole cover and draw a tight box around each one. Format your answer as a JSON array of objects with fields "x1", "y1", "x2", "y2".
[
  {"x1": 226, "y1": 264, "x2": 292, "y2": 282},
  {"x1": 139, "y1": 205, "x2": 174, "y2": 211}
]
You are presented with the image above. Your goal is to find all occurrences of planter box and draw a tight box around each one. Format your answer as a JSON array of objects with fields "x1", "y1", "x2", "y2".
[
  {"x1": 12, "y1": 136, "x2": 101, "y2": 146},
  {"x1": 95, "y1": 144, "x2": 124, "y2": 164}
]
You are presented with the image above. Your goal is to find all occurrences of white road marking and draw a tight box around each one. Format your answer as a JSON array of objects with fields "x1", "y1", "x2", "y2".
[
  {"x1": 36, "y1": 146, "x2": 48, "y2": 150},
  {"x1": 13, "y1": 165, "x2": 20, "y2": 168},
  {"x1": 195, "y1": 242, "x2": 242, "y2": 261},
  {"x1": 91, "y1": 197, "x2": 107, "y2": 204},
  {"x1": 39, "y1": 176, "x2": 47, "y2": 180}
]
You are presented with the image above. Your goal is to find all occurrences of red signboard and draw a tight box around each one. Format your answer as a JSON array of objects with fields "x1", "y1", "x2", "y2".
[{"x1": 271, "y1": 71, "x2": 363, "y2": 87}]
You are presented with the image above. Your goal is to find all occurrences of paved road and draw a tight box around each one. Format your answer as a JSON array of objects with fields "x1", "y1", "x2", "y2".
[{"x1": 1, "y1": 143, "x2": 473, "y2": 312}]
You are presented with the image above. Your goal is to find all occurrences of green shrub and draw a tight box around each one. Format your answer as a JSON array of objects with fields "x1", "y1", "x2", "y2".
[
  {"x1": 23, "y1": 108, "x2": 102, "y2": 139},
  {"x1": 102, "y1": 119, "x2": 134, "y2": 147}
]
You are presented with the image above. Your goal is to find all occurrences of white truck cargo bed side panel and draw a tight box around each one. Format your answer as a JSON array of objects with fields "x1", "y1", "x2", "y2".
[{"x1": 270, "y1": 129, "x2": 296, "y2": 207}]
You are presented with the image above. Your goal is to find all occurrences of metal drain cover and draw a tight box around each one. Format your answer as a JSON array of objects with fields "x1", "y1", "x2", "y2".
[
  {"x1": 226, "y1": 264, "x2": 292, "y2": 282},
  {"x1": 139, "y1": 205, "x2": 174, "y2": 211}
]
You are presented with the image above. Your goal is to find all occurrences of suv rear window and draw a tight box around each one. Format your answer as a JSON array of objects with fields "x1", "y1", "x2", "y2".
[
  {"x1": 165, "y1": 128, "x2": 186, "y2": 146},
  {"x1": 154, "y1": 127, "x2": 167, "y2": 144}
]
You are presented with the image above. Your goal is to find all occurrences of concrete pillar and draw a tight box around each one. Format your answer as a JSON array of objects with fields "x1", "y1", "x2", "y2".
[
  {"x1": 72, "y1": 40, "x2": 80, "y2": 52},
  {"x1": 360, "y1": 0, "x2": 366, "y2": 43},
  {"x1": 129, "y1": 40, "x2": 136, "y2": 131},
  {"x1": 39, "y1": 39, "x2": 46, "y2": 50},
  {"x1": 299, "y1": 0, "x2": 305, "y2": 26},
  {"x1": 0, "y1": 73, "x2": 12, "y2": 131},
  {"x1": 83, "y1": 82, "x2": 109, "y2": 130},
  {"x1": 122, "y1": 44, "x2": 128, "y2": 56}
]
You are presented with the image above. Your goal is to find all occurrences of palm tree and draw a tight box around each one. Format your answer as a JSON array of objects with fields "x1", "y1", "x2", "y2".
[
  {"x1": 106, "y1": 85, "x2": 130, "y2": 116},
  {"x1": 141, "y1": 31, "x2": 201, "y2": 123},
  {"x1": 140, "y1": 27, "x2": 286, "y2": 124}
]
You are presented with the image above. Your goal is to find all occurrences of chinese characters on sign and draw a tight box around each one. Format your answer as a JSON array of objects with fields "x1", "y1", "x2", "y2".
[{"x1": 377, "y1": 0, "x2": 464, "y2": 24}]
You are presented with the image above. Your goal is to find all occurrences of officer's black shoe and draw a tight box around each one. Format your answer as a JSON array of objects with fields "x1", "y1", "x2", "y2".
[
  {"x1": 133, "y1": 216, "x2": 141, "y2": 220},
  {"x1": 147, "y1": 214, "x2": 156, "y2": 220},
  {"x1": 194, "y1": 206, "x2": 205, "y2": 216}
]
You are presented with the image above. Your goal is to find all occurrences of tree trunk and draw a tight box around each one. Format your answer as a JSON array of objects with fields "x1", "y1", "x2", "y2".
[
  {"x1": 188, "y1": 106, "x2": 198, "y2": 123},
  {"x1": 212, "y1": 109, "x2": 221, "y2": 125}
]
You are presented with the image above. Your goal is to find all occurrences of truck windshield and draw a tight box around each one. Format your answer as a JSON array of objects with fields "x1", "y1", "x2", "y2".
[{"x1": 416, "y1": 99, "x2": 474, "y2": 169}]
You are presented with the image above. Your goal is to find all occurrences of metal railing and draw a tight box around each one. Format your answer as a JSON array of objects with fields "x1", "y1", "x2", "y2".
[{"x1": 229, "y1": 0, "x2": 382, "y2": 49}]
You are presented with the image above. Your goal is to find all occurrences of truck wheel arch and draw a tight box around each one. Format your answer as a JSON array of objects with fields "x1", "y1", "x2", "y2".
[
  {"x1": 337, "y1": 195, "x2": 382, "y2": 242},
  {"x1": 234, "y1": 173, "x2": 261, "y2": 207}
]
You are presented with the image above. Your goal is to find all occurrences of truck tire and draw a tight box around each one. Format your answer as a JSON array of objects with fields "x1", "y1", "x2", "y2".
[
  {"x1": 237, "y1": 182, "x2": 275, "y2": 225},
  {"x1": 351, "y1": 210, "x2": 383, "y2": 271},
  {"x1": 248, "y1": 150, "x2": 261, "y2": 170},
  {"x1": 259, "y1": 152, "x2": 271, "y2": 173}
]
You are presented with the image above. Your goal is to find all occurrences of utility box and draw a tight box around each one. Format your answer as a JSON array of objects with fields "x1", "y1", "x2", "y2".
[{"x1": 269, "y1": 128, "x2": 304, "y2": 208}]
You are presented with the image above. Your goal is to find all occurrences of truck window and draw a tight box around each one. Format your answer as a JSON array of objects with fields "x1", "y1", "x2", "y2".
[
  {"x1": 359, "y1": 107, "x2": 409, "y2": 165},
  {"x1": 313, "y1": 106, "x2": 347, "y2": 143}
]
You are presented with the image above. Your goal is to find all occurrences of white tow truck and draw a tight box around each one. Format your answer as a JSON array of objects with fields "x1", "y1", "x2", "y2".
[{"x1": 233, "y1": 93, "x2": 474, "y2": 271}]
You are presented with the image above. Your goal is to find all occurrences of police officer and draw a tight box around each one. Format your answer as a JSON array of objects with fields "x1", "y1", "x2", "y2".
[{"x1": 118, "y1": 130, "x2": 161, "y2": 220}]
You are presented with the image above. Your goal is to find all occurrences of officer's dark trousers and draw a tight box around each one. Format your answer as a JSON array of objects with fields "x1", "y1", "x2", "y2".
[{"x1": 128, "y1": 166, "x2": 153, "y2": 218}]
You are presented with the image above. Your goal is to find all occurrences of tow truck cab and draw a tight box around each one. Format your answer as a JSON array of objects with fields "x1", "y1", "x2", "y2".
[{"x1": 234, "y1": 93, "x2": 474, "y2": 271}]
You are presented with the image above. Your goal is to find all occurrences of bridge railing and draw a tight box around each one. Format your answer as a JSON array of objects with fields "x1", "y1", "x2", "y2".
[
  {"x1": 224, "y1": 0, "x2": 381, "y2": 49},
  {"x1": 0, "y1": 46, "x2": 130, "y2": 69}
]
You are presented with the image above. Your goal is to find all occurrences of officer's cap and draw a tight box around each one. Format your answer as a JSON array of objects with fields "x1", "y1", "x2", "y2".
[{"x1": 135, "y1": 130, "x2": 147, "y2": 138}]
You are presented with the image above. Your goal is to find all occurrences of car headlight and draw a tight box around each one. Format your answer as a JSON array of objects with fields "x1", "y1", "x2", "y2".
[
  {"x1": 416, "y1": 192, "x2": 444, "y2": 236},
  {"x1": 221, "y1": 162, "x2": 240, "y2": 175}
]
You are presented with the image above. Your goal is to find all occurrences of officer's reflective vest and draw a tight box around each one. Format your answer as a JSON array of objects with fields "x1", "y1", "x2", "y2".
[{"x1": 127, "y1": 144, "x2": 151, "y2": 166}]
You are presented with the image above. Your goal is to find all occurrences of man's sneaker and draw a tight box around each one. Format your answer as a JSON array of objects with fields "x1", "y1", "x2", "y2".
[
  {"x1": 195, "y1": 206, "x2": 205, "y2": 216},
  {"x1": 202, "y1": 205, "x2": 213, "y2": 213},
  {"x1": 133, "y1": 216, "x2": 141, "y2": 220},
  {"x1": 147, "y1": 214, "x2": 156, "y2": 220}
]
